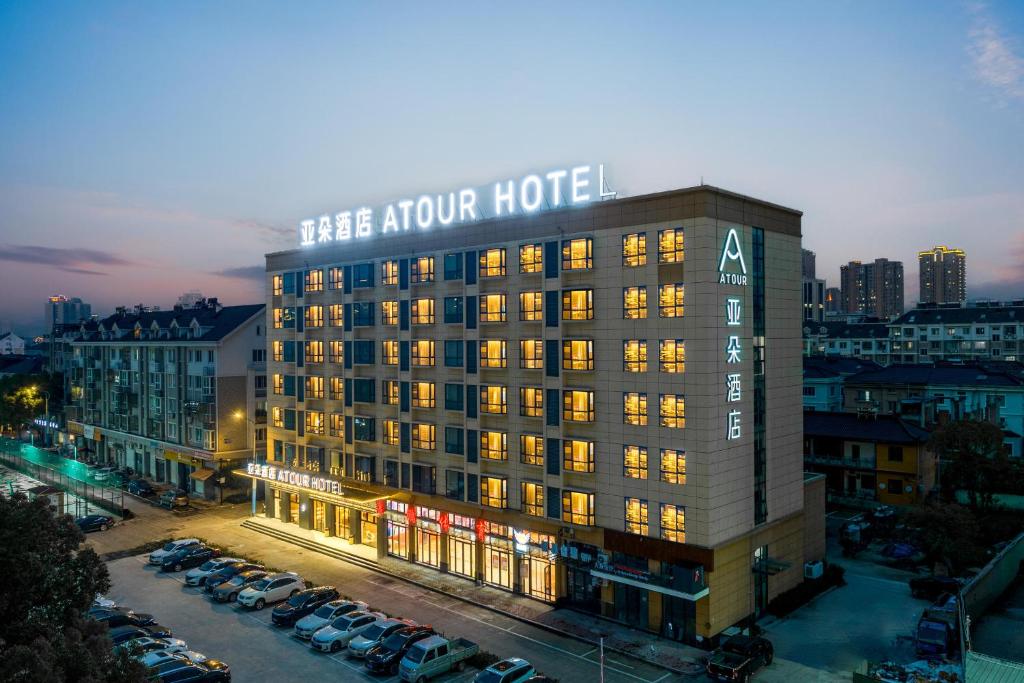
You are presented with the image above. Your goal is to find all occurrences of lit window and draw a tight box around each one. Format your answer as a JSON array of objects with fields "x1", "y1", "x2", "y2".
[
  {"x1": 272, "y1": 373, "x2": 284, "y2": 395},
  {"x1": 658, "y1": 283, "x2": 685, "y2": 318},
  {"x1": 304, "y1": 305, "x2": 323, "y2": 328},
  {"x1": 304, "y1": 269, "x2": 323, "y2": 292},
  {"x1": 412, "y1": 382, "x2": 435, "y2": 408},
  {"x1": 271, "y1": 406, "x2": 284, "y2": 428},
  {"x1": 329, "y1": 413, "x2": 344, "y2": 438},
  {"x1": 661, "y1": 504, "x2": 685, "y2": 543},
  {"x1": 562, "y1": 339, "x2": 594, "y2": 371},
  {"x1": 272, "y1": 341, "x2": 284, "y2": 362},
  {"x1": 658, "y1": 228, "x2": 684, "y2": 263},
  {"x1": 625, "y1": 498, "x2": 648, "y2": 535},
  {"x1": 305, "y1": 376, "x2": 324, "y2": 399},
  {"x1": 480, "y1": 385, "x2": 507, "y2": 414},
  {"x1": 623, "y1": 287, "x2": 648, "y2": 319},
  {"x1": 623, "y1": 340, "x2": 647, "y2": 373},
  {"x1": 519, "y1": 339, "x2": 543, "y2": 369},
  {"x1": 382, "y1": 380, "x2": 399, "y2": 405},
  {"x1": 305, "y1": 341, "x2": 324, "y2": 364},
  {"x1": 411, "y1": 256, "x2": 435, "y2": 283},
  {"x1": 382, "y1": 260, "x2": 399, "y2": 286},
  {"x1": 480, "y1": 340, "x2": 507, "y2": 369},
  {"x1": 519, "y1": 387, "x2": 543, "y2": 417},
  {"x1": 563, "y1": 439, "x2": 595, "y2": 473},
  {"x1": 383, "y1": 419, "x2": 399, "y2": 445},
  {"x1": 382, "y1": 340, "x2": 399, "y2": 366},
  {"x1": 519, "y1": 243, "x2": 543, "y2": 273},
  {"x1": 479, "y1": 248, "x2": 507, "y2": 277},
  {"x1": 624, "y1": 392, "x2": 648, "y2": 426},
  {"x1": 521, "y1": 482, "x2": 544, "y2": 517},
  {"x1": 328, "y1": 267, "x2": 343, "y2": 290},
  {"x1": 660, "y1": 394, "x2": 685, "y2": 428},
  {"x1": 624, "y1": 445, "x2": 647, "y2": 479},
  {"x1": 412, "y1": 298, "x2": 435, "y2": 325},
  {"x1": 562, "y1": 238, "x2": 593, "y2": 270},
  {"x1": 381, "y1": 300, "x2": 399, "y2": 326},
  {"x1": 305, "y1": 410, "x2": 325, "y2": 435},
  {"x1": 480, "y1": 294, "x2": 507, "y2": 323},
  {"x1": 519, "y1": 291, "x2": 543, "y2": 321},
  {"x1": 561, "y1": 289, "x2": 594, "y2": 321},
  {"x1": 480, "y1": 431, "x2": 508, "y2": 460},
  {"x1": 272, "y1": 275, "x2": 283, "y2": 296},
  {"x1": 480, "y1": 476, "x2": 508, "y2": 508},
  {"x1": 412, "y1": 423, "x2": 436, "y2": 450},
  {"x1": 272, "y1": 308, "x2": 283, "y2": 329},
  {"x1": 411, "y1": 340, "x2": 435, "y2": 366},
  {"x1": 329, "y1": 377, "x2": 343, "y2": 401},
  {"x1": 622, "y1": 233, "x2": 647, "y2": 267},
  {"x1": 660, "y1": 339, "x2": 686, "y2": 373},
  {"x1": 561, "y1": 490, "x2": 595, "y2": 526},
  {"x1": 328, "y1": 340, "x2": 343, "y2": 364},
  {"x1": 329, "y1": 304, "x2": 343, "y2": 327},
  {"x1": 520, "y1": 434, "x2": 544, "y2": 466},
  {"x1": 562, "y1": 389, "x2": 595, "y2": 422},
  {"x1": 660, "y1": 449, "x2": 686, "y2": 485}
]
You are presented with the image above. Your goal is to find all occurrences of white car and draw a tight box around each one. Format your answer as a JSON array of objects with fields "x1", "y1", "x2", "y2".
[
  {"x1": 310, "y1": 611, "x2": 386, "y2": 653},
  {"x1": 293, "y1": 599, "x2": 369, "y2": 639},
  {"x1": 237, "y1": 572, "x2": 304, "y2": 610},
  {"x1": 184, "y1": 557, "x2": 244, "y2": 587},
  {"x1": 148, "y1": 539, "x2": 200, "y2": 565},
  {"x1": 117, "y1": 637, "x2": 189, "y2": 657},
  {"x1": 140, "y1": 650, "x2": 208, "y2": 669},
  {"x1": 93, "y1": 594, "x2": 117, "y2": 610}
]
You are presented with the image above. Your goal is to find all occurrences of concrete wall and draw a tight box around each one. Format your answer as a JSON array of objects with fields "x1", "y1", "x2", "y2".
[
  {"x1": 962, "y1": 531, "x2": 1024, "y2": 629},
  {"x1": 803, "y1": 474, "x2": 826, "y2": 563}
]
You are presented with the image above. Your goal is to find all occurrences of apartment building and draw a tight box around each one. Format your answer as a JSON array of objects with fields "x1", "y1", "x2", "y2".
[
  {"x1": 839, "y1": 258, "x2": 904, "y2": 319},
  {"x1": 258, "y1": 182, "x2": 822, "y2": 644},
  {"x1": 65, "y1": 300, "x2": 267, "y2": 498},
  {"x1": 890, "y1": 302, "x2": 1024, "y2": 363},
  {"x1": 802, "y1": 356, "x2": 881, "y2": 412},
  {"x1": 802, "y1": 321, "x2": 892, "y2": 365},
  {"x1": 918, "y1": 246, "x2": 966, "y2": 305}
]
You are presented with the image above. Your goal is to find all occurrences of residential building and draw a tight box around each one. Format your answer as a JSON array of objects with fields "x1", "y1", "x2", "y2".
[
  {"x1": 44, "y1": 295, "x2": 92, "y2": 331},
  {"x1": 803, "y1": 356, "x2": 881, "y2": 412},
  {"x1": 0, "y1": 332, "x2": 26, "y2": 355},
  {"x1": 840, "y1": 258, "x2": 904, "y2": 319},
  {"x1": 258, "y1": 182, "x2": 823, "y2": 645},
  {"x1": 802, "y1": 249, "x2": 816, "y2": 279},
  {"x1": 803, "y1": 321, "x2": 891, "y2": 365},
  {"x1": 890, "y1": 301, "x2": 1024, "y2": 364},
  {"x1": 0, "y1": 354, "x2": 44, "y2": 378},
  {"x1": 918, "y1": 246, "x2": 966, "y2": 305},
  {"x1": 824, "y1": 287, "x2": 842, "y2": 316},
  {"x1": 64, "y1": 300, "x2": 267, "y2": 498}
]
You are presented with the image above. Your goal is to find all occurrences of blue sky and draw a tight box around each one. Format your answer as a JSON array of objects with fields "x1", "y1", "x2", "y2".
[{"x1": 1, "y1": 1, "x2": 1022, "y2": 333}]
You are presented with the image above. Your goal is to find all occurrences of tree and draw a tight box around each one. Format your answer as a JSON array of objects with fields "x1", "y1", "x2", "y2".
[
  {"x1": 906, "y1": 502, "x2": 982, "y2": 575},
  {"x1": 0, "y1": 375, "x2": 44, "y2": 434},
  {"x1": 929, "y1": 419, "x2": 1010, "y2": 511},
  {"x1": 0, "y1": 493, "x2": 148, "y2": 682}
]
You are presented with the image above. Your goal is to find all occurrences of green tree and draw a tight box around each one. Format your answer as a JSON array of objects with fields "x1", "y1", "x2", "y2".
[
  {"x1": 0, "y1": 493, "x2": 148, "y2": 682},
  {"x1": 929, "y1": 419, "x2": 1009, "y2": 511},
  {"x1": 906, "y1": 502, "x2": 982, "y2": 575},
  {"x1": 0, "y1": 377, "x2": 44, "y2": 434}
]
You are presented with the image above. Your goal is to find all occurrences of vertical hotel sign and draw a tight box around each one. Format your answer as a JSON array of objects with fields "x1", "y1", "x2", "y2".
[{"x1": 719, "y1": 228, "x2": 747, "y2": 441}]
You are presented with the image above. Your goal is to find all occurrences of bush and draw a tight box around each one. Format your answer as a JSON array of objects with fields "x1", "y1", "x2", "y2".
[{"x1": 766, "y1": 563, "x2": 845, "y2": 618}]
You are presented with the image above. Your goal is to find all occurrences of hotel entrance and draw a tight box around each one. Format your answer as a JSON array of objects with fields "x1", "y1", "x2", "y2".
[
  {"x1": 335, "y1": 506, "x2": 351, "y2": 539},
  {"x1": 521, "y1": 555, "x2": 556, "y2": 602},
  {"x1": 312, "y1": 500, "x2": 327, "y2": 534},
  {"x1": 360, "y1": 511, "x2": 377, "y2": 546},
  {"x1": 416, "y1": 527, "x2": 441, "y2": 568},
  {"x1": 288, "y1": 494, "x2": 299, "y2": 524},
  {"x1": 387, "y1": 520, "x2": 409, "y2": 559}
]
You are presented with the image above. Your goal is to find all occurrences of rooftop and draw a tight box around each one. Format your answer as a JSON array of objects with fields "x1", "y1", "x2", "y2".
[
  {"x1": 804, "y1": 356, "x2": 882, "y2": 379},
  {"x1": 845, "y1": 362, "x2": 1024, "y2": 388},
  {"x1": 70, "y1": 301, "x2": 264, "y2": 344},
  {"x1": 893, "y1": 303, "x2": 1024, "y2": 326},
  {"x1": 804, "y1": 411, "x2": 931, "y2": 444},
  {"x1": 803, "y1": 321, "x2": 890, "y2": 339}
]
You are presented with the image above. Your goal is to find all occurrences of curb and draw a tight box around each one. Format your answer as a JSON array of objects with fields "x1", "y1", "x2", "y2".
[{"x1": 239, "y1": 519, "x2": 690, "y2": 677}]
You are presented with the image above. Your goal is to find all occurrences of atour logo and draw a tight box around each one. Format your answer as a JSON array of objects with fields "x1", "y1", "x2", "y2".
[{"x1": 718, "y1": 228, "x2": 748, "y2": 286}]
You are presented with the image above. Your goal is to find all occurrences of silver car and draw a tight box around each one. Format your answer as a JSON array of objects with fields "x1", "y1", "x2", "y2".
[
  {"x1": 293, "y1": 599, "x2": 368, "y2": 639},
  {"x1": 184, "y1": 557, "x2": 243, "y2": 587},
  {"x1": 347, "y1": 618, "x2": 415, "y2": 658}
]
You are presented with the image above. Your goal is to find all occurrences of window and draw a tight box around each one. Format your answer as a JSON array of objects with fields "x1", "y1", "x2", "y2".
[
  {"x1": 658, "y1": 283, "x2": 685, "y2": 317},
  {"x1": 353, "y1": 379, "x2": 375, "y2": 403},
  {"x1": 382, "y1": 260, "x2": 399, "y2": 286},
  {"x1": 520, "y1": 434, "x2": 544, "y2": 466},
  {"x1": 660, "y1": 449, "x2": 686, "y2": 484},
  {"x1": 305, "y1": 410, "x2": 325, "y2": 435},
  {"x1": 888, "y1": 478, "x2": 904, "y2": 495},
  {"x1": 329, "y1": 340, "x2": 344, "y2": 364},
  {"x1": 625, "y1": 498, "x2": 648, "y2": 535},
  {"x1": 330, "y1": 377, "x2": 344, "y2": 401},
  {"x1": 352, "y1": 302, "x2": 374, "y2": 326},
  {"x1": 624, "y1": 340, "x2": 648, "y2": 373},
  {"x1": 412, "y1": 423, "x2": 436, "y2": 450},
  {"x1": 411, "y1": 256, "x2": 434, "y2": 283},
  {"x1": 519, "y1": 339, "x2": 543, "y2": 369},
  {"x1": 563, "y1": 389, "x2": 595, "y2": 422},
  {"x1": 521, "y1": 482, "x2": 544, "y2": 517},
  {"x1": 479, "y1": 248, "x2": 506, "y2": 277},
  {"x1": 622, "y1": 233, "x2": 647, "y2": 267},
  {"x1": 304, "y1": 269, "x2": 323, "y2": 292},
  {"x1": 520, "y1": 243, "x2": 543, "y2": 273},
  {"x1": 272, "y1": 373, "x2": 284, "y2": 395},
  {"x1": 444, "y1": 341, "x2": 464, "y2": 368},
  {"x1": 383, "y1": 419, "x2": 400, "y2": 446},
  {"x1": 444, "y1": 383, "x2": 464, "y2": 411},
  {"x1": 305, "y1": 340, "x2": 324, "y2": 364},
  {"x1": 445, "y1": 470, "x2": 464, "y2": 499},
  {"x1": 624, "y1": 392, "x2": 648, "y2": 426},
  {"x1": 562, "y1": 289, "x2": 594, "y2": 320},
  {"x1": 480, "y1": 385, "x2": 507, "y2": 414},
  {"x1": 381, "y1": 380, "x2": 398, "y2": 405},
  {"x1": 272, "y1": 340, "x2": 284, "y2": 362},
  {"x1": 305, "y1": 376, "x2": 324, "y2": 399},
  {"x1": 480, "y1": 340, "x2": 507, "y2": 368},
  {"x1": 519, "y1": 291, "x2": 543, "y2": 321},
  {"x1": 381, "y1": 300, "x2": 399, "y2": 326},
  {"x1": 480, "y1": 431, "x2": 507, "y2": 460},
  {"x1": 562, "y1": 490, "x2": 595, "y2": 526},
  {"x1": 271, "y1": 406, "x2": 284, "y2": 428},
  {"x1": 353, "y1": 416, "x2": 375, "y2": 442},
  {"x1": 623, "y1": 287, "x2": 647, "y2": 319},
  {"x1": 412, "y1": 382, "x2": 435, "y2": 408},
  {"x1": 443, "y1": 297, "x2": 463, "y2": 324},
  {"x1": 329, "y1": 304, "x2": 344, "y2": 327},
  {"x1": 562, "y1": 339, "x2": 594, "y2": 371},
  {"x1": 888, "y1": 446, "x2": 904, "y2": 463},
  {"x1": 659, "y1": 339, "x2": 685, "y2": 373},
  {"x1": 352, "y1": 263, "x2": 374, "y2": 288},
  {"x1": 658, "y1": 228, "x2": 684, "y2": 263},
  {"x1": 563, "y1": 439, "x2": 595, "y2": 473},
  {"x1": 480, "y1": 294, "x2": 507, "y2": 323},
  {"x1": 562, "y1": 238, "x2": 593, "y2": 270},
  {"x1": 661, "y1": 504, "x2": 685, "y2": 542},
  {"x1": 412, "y1": 340, "x2": 435, "y2": 367},
  {"x1": 272, "y1": 275, "x2": 283, "y2": 295},
  {"x1": 624, "y1": 445, "x2": 647, "y2": 479},
  {"x1": 480, "y1": 476, "x2": 508, "y2": 508},
  {"x1": 272, "y1": 308, "x2": 283, "y2": 329},
  {"x1": 328, "y1": 267, "x2": 343, "y2": 290},
  {"x1": 519, "y1": 387, "x2": 543, "y2": 417},
  {"x1": 444, "y1": 253, "x2": 463, "y2": 280},
  {"x1": 382, "y1": 340, "x2": 399, "y2": 366},
  {"x1": 329, "y1": 413, "x2": 343, "y2": 438},
  {"x1": 660, "y1": 394, "x2": 685, "y2": 428},
  {"x1": 412, "y1": 298, "x2": 435, "y2": 325},
  {"x1": 445, "y1": 427, "x2": 464, "y2": 455}
]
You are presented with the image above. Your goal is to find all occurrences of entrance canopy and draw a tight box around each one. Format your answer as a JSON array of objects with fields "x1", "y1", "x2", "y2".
[{"x1": 233, "y1": 468, "x2": 389, "y2": 513}]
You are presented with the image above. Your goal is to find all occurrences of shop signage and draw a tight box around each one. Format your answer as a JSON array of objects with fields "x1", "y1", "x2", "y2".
[
  {"x1": 245, "y1": 462, "x2": 342, "y2": 495},
  {"x1": 299, "y1": 164, "x2": 615, "y2": 248},
  {"x1": 512, "y1": 529, "x2": 531, "y2": 552},
  {"x1": 33, "y1": 417, "x2": 60, "y2": 430},
  {"x1": 718, "y1": 227, "x2": 748, "y2": 285},
  {"x1": 720, "y1": 228, "x2": 746, "y2": 441}
]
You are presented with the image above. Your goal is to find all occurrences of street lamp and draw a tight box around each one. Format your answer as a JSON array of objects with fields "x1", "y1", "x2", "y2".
[{"x1": 234, "y1": 410, "x2": 260, "y2": 516}]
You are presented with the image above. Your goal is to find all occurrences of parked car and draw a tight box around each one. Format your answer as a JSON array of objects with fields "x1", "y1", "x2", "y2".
[
  {"x1": 90, "y1": 607, "x2": 157, "y2": 628},
  {"x1": 210, "y1": 569, "x2": 269, "y2": 603},
  {"x1": 160, "y1": 545, "x2": 219, "y2": 573},
  {"x1": 365, "y1": 625, "x2": 435, "y2": 675},
  {"x1": 294, "y1": 599, "x2": 369, "y2": 639},
  {"x1": 140, "y1": 650, "x2": 208, "y2": 669},
  {"x1": 185, "y1": 557, "x2": 244, "y2": 587},
  {"x1": 399, "y1": 635, "x2": 478, "y2": 682},
  {"x1": 93, "y1": 594, "x2": 117, "y2": 610},
  {"x1": 203, "y1": 562, "x2": 264, "y2": 594},
  {"x1": 309, "y1": 611, "x2": 386, "y2": 653},
  {"x1": 94, "y1": 466, "x2": 117, "y2": 482},
  {"x1": 706, "y1": 635, "x2": 774, "y2": 682},
  {"x1": 909, "y1": 576, "x2": 963, "y2": 601},
  {"x1": 159, "y1": 489, "x2": 190, "y2": 509},
  {"x1": 348, "y1": 617, "x2": 415, "y2": 658},
  {"x1": 237, "y1": 572, "x2": 304, "y2": 610},
  {"x1": 475, "y1": 658, "x2": 536, "y2": 683},
  {"x1": 150, "y1": 658, "x2": 230, "y2": 682},
  {"x1": 128, "y1": 479, "x2": 156, "y2": 497},
  {"x1": 149, "y1": 539, "x2": 201, "y2": 565},
  {"x1": 271, "y1": 585, "x2": 340, "y2": 626},
  {"x1": 108, "y1": 624, "x2": 173, "y2": 644},
  {"x1": 76, "y1": 514, "x2": 115, "y2": 533},
  {"x1": 115, "y1": 636, "x2": 189, "y2": 657}
]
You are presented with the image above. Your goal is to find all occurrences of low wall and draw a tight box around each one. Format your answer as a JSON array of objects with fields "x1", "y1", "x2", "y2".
[{"x1": 961, "y1": 531, "x2": 1024, "y2": 627}]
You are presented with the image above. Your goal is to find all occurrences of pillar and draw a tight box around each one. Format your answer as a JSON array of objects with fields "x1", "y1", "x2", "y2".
[
  {"x1": 439, "y1": 533, "x2": 449, "y2": 573},
  {"x1": 407, "y1": 523, "x2": 417, "y2": 564},
  {"x1": 325, "y1": 503, "x2": 337, "y2": 537},
  {"x1": 277, "y1": 490, "x2": 288, "y2": 522},
  {"x1": 298, "y1": 493, "x2": 312, "y2": 530},
  {"x1": 512, "y1": 551, "x2": 523, "y2": 594},
  {"x1": 350, "y1": 507, "x2": 362, "y2": 543},
  {"x1": 375, "y1": 514, "x2": 388, "y2": 560},
  {"x1": 262, "y1": 481, "x2": 274, "y2": 518}
]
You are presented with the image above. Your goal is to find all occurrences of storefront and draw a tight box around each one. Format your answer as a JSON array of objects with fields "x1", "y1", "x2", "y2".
[
  {"x1": 514, "y1": 530, "x2": 557, "y2": 602},
  {"x1": 414, "y1": 506, "x2": 442, "y2": 569},
  {"x1": 446, "y1": 514, "x2": 477, "y2": 580},
  {"x1": 482, "y1": 522, "x2": 514, "y2": 591},
  {"x1": 386, "y1": 500, "x2": 411, "y2": 560}
]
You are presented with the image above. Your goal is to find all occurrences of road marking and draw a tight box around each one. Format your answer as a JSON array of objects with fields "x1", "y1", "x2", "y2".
[
  {"x1": 650, "y1": 674, "x2": 671, "y2": 683},
  {"x1": 604, "y1": 657, "x2": 635, "y2": 670},
  {"x1": 581, "y1": 647, "x2": 597, "y2": 656}
]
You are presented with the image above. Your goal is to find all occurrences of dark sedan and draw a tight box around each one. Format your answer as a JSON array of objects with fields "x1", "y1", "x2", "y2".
[
  {"x1": 203, "y1": 562, "x2": 264, "y2": 594},
  {"x1": 210, "y1": 569, "x2": 269, "y2": 603},
  {"x1": 75, "y1": 514, "x2": 115, "y2": 532},
  {"x1": 127, "y1": 479, "x2": 156, "y2": 497},
  {"x1": 161, "y1": 545, "x2": 218, "y2": 573},
  {"x1": 365, "y1": 625, "x2": 435, "y2": 674},
  {"x1": 151, "y1": 658, "x2": 231, "y2": 682},
  {"x1": 270, "y1": 586, "x2": 339, "y2": 627},
  {"x1": 108, "y1": 624, "x2": 173, "y2": 644},
  {"x1": 90, "y1": 607, "x2": 156, "y2": 628}
]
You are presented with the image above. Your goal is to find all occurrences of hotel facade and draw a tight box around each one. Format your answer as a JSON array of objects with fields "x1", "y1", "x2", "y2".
[{"x1": 257, "y1": 181, "x2": 823, "y2": 644}]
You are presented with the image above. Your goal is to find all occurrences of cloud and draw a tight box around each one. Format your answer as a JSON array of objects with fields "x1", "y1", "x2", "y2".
[
  {"x1": 967, "y1": 3, "x2": 1024, "y2": 101},
  {"x1": 970, "y1": 232, "x2": 1024, "y2": 300},
  {"x1": 0, "y1": 243, "x2": 137, "y2": 275},
  {"x1": 215, "y1": 265, "x2": 265, "y2": 281}
]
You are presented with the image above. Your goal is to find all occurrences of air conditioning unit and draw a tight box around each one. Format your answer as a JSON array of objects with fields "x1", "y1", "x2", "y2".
[{"x1": 804, "y1": 560, "x2": 824, "y2": 580}]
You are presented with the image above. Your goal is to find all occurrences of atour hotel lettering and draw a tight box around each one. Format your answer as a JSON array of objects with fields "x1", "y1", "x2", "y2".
[
  {"x1": 299, "y1": 164, "x2": 616, "y2": 248},
  {"x1": 246, "y1": 462, "x2": 341, "y2": 495},
  {"x1": 719, "y1": 228, "x2": 746, "y2": 441}
]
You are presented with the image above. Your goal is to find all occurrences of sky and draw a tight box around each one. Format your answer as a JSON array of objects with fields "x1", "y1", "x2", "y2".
[{"x1": 0, "y1": 1, "x2": 1022, "y2": 335}]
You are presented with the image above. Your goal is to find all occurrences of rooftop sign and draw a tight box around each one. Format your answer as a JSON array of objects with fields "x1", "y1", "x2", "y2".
[{"x1": 299, "y1": 164, "x2": 615, "y2": 248}]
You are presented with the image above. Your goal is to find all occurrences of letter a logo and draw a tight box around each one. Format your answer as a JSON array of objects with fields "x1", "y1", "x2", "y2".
[{"x1": 718, "y1": 228, "x2": 747, "y2": 274}]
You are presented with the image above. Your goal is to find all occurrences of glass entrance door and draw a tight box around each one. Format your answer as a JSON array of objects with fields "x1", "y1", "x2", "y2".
[{"x1": 483, "y1": 546, "x2": 512, "y2": 590}]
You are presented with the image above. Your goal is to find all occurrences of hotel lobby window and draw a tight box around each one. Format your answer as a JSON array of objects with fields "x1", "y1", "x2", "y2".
[
  {"x1": 623, "y1": 445, "x2": 648, "y2": 480},
  {"x1": 519, "y1": 387, "x2": 543, "y2": 418},
  {"x1": 412, "y1": 423, "x2": 436, "y2": 450},
  {"x1": 480, "y1": 476, "x2": 508, "y2": 508},
  {"x1": 519, "y1": 291, "x2": 543, "y2": 321},
  {"x1": 661, "y1": 448, "x2": 687, "y2": 485},
  {"x1": 623, "y1": 287, "x2": 647, "y2": 319},
  {"x1": 329, "y1": 377, "x2": 344, "y2": 400},
  {"x1": 623, "y1": 392, "x2": 648, "y2": 426},
  {"x1": 519, "y1": 243, "x2": 542, "y2": 273},
  {"x1": 382, "y1": 340, "x2": 399, "y2": 366},
  {"x1": 480, "y1": 385, "x2": 507, "y2": 415},
  {"x1": 561, "y1": 289, "x2": 594, "y2": 321},
  {"x1": 305, "y1": 410, "x2": 325, "y2": 435},
  {"x1": 658, "y1": 283, "x2": 685, "y2": 318},
  {"x1": 411, "y1": 256, "x2": 435, "y2": 283},
  {"x1": 563, "y1": 439, "x2": 595, "y2": 473},
  {"x1": 412, "y1": 381, "x2": 435, "y2": 408},
  {"x1": 562, "y1": 389, "x2": 595, "y2": 422},
  {"x1": 661, "y1": 504, "x2": 686, "y2": 543},
  {"x1": 412, "y1": 298, "x2": 435, "y2": 325},
  {"x1": 659, "y1": 339, "x2": 686, "y2": 373},
  {"x1": 520, "y1": 434, "x2": 544, "y2": 466},
  {"x1": 658, "y1": 227, "x2": 685, "y2": 263},
  {"x1": 305, "y1": 341, "x2": 324, "y2": 364},
  {"x1": 521, "y1": 482, "x2": 544, "y2": 517},
  {"x1": 382, "y1": 259, "x2": 399, "y2": 286},
  {"x1": 623, "y1": 340, "x2": 648, "y2": 373},
  {"x1": 622, "y1": 232, "x2": 647, "y2": 267},
  {"x1": 480, "y1": 431, "x2": 508, "y2": 461},
  {"x1": 519, "y1": 339, "x2": 543, "y2": 369},
  {"x1": 381, "y1": 300, "x2": 399, "y2": 326},
  {"x1": 383, "y1": 380, "x2": 399, "y2": 405},
  {"x1": 561, "y1": 490, "x2": 595, "y2": 526},
  {"x1": 660, "y1": 394, "x2": 686, "y2": 429},
  {"x1": 382, "y1": 419, "x2": 399, "y2": 446},
  {"x1": 480, "y1": 340, "x2": 507, "y2": 369},
  {"x1": 305, "y1": 376, "x2": 324, "y2": 399},
  {"x1": 304, "y1": 305, "x2": 323, "y2": 328},
  {"x1": 562, "y1": 339, "x2": 594, "y2": 371},
  {"x1": 304, "y1": 268, "x2": 323, "y2": 292},
  {"x1": 329, "y1": 304, "x2": 343, "y2": 327},
  {"x1": 562, "y1": 237, "x2": 593, "y2": 270},
  {"x1": 625, "y1": 498, "x2": 649, "y2": 535},
  {"x1": 412, "y1": 340, "x2": 435, "y2": 367},
  {"x1": 480, "y1": 248, "x2": 507, "y2": 278},
  {"x1": 480, "y1": 294, "x2": 507, "y2": 323}
]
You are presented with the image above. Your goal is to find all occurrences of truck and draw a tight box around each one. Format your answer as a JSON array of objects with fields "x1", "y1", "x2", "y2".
[
  {"x1": 915, "y1": 596, "x2": 959, "y2": 659},
  {"x1": 398, "y1": 635, "x2": 478, "y2": 682},
  {"x1": 706, "y1": 634, "x2": 774, "y2": 682}
]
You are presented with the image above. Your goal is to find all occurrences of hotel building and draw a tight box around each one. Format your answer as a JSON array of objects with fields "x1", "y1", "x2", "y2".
[{"x1": 257, "y1": 183, "x2": 824, "y2": 644}]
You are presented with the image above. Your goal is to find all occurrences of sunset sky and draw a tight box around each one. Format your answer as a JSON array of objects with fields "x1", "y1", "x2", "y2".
[{"x1": 1, "y1": 1, "x2": 1022, "y2": 334}]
